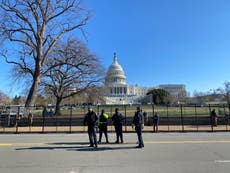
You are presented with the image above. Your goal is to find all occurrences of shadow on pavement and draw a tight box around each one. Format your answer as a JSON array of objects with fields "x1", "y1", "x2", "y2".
[
  {"x1": 48, "y1": 142, "x2": 89, "y2": 145},
  {"x1": 69, "y1": 146, "x2": 136, "y2": 152},
  {"x1": 47, "y1": 142, "x2": 131, "y2": 145},
  {"x1": 15, "y1": 146, "x2": 84, "y2": 150},
  {"x1": 15, "y1": 142, "x2": 137, "y2": 151}
]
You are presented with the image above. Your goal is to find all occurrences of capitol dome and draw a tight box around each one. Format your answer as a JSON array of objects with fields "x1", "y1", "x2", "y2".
[{"x1": 105, "y1": 53, "x2": 126, "y2": 85}]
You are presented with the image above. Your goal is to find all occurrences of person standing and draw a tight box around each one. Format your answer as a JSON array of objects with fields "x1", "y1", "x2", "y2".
[
  {"x1": 153, "y1": 112, "x2": 159, "y2": 132},
  {"x1": 132, "y1": 106, "x2": 144, "y2": 148},
  {"x1": 42, "y1": 106, "x2": 48, "y2": 117},
  {"x1": 111, "y1": 108, "x2": 124, "y2": 143},
  {"x1": 210, "y1": 109, "x2": 217, "y2": 127},
  {"x1": 83, "y1": 107, "x2": 98, "y2": 148},
  {"x1": 98, "y1": 109, "x2": 109, "y2": 143},
  {"x1": 143, "y1": 111, "x2": 149, "y2": 125}
]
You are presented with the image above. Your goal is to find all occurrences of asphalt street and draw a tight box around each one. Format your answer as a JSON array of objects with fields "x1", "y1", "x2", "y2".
[{"x1": 0, "y1": 132, "x2": 230, "y2": 173}]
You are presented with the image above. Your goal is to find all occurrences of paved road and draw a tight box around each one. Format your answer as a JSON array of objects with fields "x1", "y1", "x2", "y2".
[{"x1": 0, "y1": 132, "x2": 230, "y2": 173}]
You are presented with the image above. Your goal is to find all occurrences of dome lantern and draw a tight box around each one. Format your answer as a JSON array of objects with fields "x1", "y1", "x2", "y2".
[{"x1": 113, "y1": 52, "x2": 117, "y2": 64}]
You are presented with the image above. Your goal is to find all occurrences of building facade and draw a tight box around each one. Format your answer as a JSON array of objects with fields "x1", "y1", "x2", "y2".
[
  {"x1": 104, "y1": 53, "x2": 187, "y2": 105},
  {"x1": 156, "y1": 84, "x2": 187, "y2": 102},
  {"x1": 104, "y1": 53, "x2": 150, "y2": 104}
]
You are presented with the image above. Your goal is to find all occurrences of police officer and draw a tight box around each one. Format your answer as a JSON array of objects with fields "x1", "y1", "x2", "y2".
[
  {"x1": 132, "y1": 106, "x2": 144, "y2": 148},
  {"x1": 98, "y1": 109, "x2": 109, "y2": 143},
  {"x1": 111, "y1": 108, "x2": 124, "y2": 144},
  {"x1": 83, "y1": 107, "x2": 98, "y2": 148}
]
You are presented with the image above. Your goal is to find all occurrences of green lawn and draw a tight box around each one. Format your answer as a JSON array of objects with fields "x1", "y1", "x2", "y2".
[{"x1": 31, "y1": 104, "x2": 229, "y2": 118}]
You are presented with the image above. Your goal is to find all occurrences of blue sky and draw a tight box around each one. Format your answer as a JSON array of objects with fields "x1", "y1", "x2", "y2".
[{"x1": 1, "y1": 0, "x2": 230, "y2": 97}]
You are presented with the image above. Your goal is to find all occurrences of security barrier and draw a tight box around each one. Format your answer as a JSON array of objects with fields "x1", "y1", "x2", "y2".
[{"x1": 0, "y1": 104, "x2": 229, "y2": 133}]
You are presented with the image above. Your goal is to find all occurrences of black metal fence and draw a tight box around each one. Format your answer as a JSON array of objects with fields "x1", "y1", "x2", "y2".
[{"x1": 0, "y1": 104, "x2": 230, "y2": 133}]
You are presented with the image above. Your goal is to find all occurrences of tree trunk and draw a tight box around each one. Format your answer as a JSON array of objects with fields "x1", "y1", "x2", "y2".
[
  {"x1": 25, "y1": 75, "x2": 41, "y2": 107},
  {"x1": 55, "y1": 97, "x2": 62, "y2": 116}
]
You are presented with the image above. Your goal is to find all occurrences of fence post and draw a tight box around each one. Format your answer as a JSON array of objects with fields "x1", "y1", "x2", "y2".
[
  {"x1": 195, "y1": 104, "x2": 198, "y2": 132},
  {"x1": 69, "y1": 105, "x2": 73, "y2": 133},
  {"x1": 42, "y1": 106, "x2": 45, "y2": 133},
  {"x1": 0, "y1": 106, "x2": 3, "y2": 132},
  {"x1": 110, "y1": 106, "x2": 113, "y2": 132},
  {"x1": 152, "y1": 103, "x2": 155, "y2": 132},
  {"x1": 0, "y1": 110, "x2": 1, "y2": 132},
  {"x1": 180, "y1": 104, "x2": 184, "y2": 132},
  {"x1": 228, "y1": 104, "x2": 230, "y2": 132},
  {"x1": 223, "y1": 104, "x2": 227, "y2": 131},
  {"x1": 55, "y1": 108, "x2": 58, "y2": 133},
  {"x1": 15, "y1": 106, "x2": 20, "y2": 134},
  {"x1": 29, "y1": 107, "x2": 31, "y2": 132},
  {"x1": 167, "y1": 104, "x2": 169, "y2": 132},
  {"x1": 218, "y1": 104, "x2": 221, "y2": 132},
  {"x1": 125, "y1": 105, "x2": 127, "y2": 132},
  {"x1": 209, "y1": 104, "x2": 213, "y2": 132},
  {"x1": 1, "y1": 106, "x2": 5, "y2": 132}
]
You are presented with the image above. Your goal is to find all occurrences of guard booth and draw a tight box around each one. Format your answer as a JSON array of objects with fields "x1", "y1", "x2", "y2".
[{"x1": 0, "y1": 105, "x2": 25, "y2": 127}]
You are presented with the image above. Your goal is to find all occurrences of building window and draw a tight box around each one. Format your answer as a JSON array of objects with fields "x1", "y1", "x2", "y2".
[{"x1": 124, "y1": 87, "x2": 127, "y2": 94}]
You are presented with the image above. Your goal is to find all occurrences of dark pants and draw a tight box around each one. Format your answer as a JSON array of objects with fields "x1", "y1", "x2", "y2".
[
  {"x1": 154, "y1": 123, "x2": 159, "y2": 132},
  {"x1": 211, "y1": 117, "x2": 218, "y2": 126},
  {"x1": 99, "y1": 124, "x2": 109, "y2": 142},
  {"x1": 88, "y1": 126, "x2": 97, "y2": 147},
  {"x1": 135, "y1": 126, "x2": 144, "y2": 147},
  {"x1": 114, "y1": 125, "x2": 123, "y2": 143}
]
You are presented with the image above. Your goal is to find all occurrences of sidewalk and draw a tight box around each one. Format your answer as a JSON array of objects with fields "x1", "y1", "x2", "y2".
[{"x1": 0, "y1": 125, "x2": 229, "y2": 133}]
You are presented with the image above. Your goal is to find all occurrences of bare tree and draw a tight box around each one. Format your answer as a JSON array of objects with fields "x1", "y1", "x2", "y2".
[
  {"x1": 0, "y1": 0, "x2": 90, "y2": 107},
  {"x1": 11, "y1": 95, "x2": 26, "y2": 105},
  {"x1": 0, "y1": 90, "x2": 11, "y2": 105},
  {"x1": 216, "y1": 81, "x2": 230, "y2": 105},
  {"x1": 83, "y1": 86, "x2": 105, "y2": 105},
  {"x1": 34, "y1": 94, "x2": 48, "y2": 106},
  {"x1": 42, "y1": 38, "x2": 104, "y2": 115},
  {"x1": 193, "y1": 90, "x2": 206, "y2": 104}
]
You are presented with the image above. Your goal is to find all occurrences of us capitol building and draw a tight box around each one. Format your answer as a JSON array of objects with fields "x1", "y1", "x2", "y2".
[
  {"x1": 104, "y1": 53, "x2": 186, "y2": 105},
  {"x1": 104, "y1": 53, "x2": 150, "y2": 104}
]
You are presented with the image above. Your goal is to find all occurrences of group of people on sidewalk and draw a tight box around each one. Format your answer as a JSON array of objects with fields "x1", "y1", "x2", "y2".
[{"x1": 83, "y1": 106, "x2": 145, "y2": 149}]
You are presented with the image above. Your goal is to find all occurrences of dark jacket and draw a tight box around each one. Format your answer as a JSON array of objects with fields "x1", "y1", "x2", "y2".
[
  {"x1": 210, "y1": 110, "x2": 217, "y2": 118},
  {"x1": 111, "y1": 113, "x2": 124, "y2": 126},
  {"x1": 153, "y1": 115, "x2": 159, "y2": 125},
  {"x1": 84, "y1": 111, "x2": 98, "y2": 127},
  {"x1": 132, "y1": 111, "x2": 144, "y2": 127}
]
